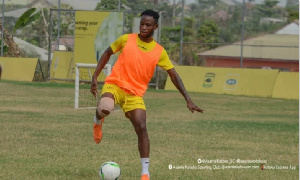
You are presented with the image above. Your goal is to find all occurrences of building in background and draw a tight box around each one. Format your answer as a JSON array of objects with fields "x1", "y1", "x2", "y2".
[
  {"x1": 198, "y1": 27, "x2": 299, "y2": 72},
  {"x1": 275, "y1": 21, "x2": 299, "y2": 35}
]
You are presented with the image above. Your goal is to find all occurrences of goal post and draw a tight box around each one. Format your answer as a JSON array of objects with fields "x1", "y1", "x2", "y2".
[{"x1": 74, "y1": 63, "x2": 111, "y2": 109}]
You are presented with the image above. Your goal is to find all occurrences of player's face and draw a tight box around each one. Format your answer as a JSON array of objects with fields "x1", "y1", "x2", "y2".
[{"x1": 139, "y1": 15, "x2": 158, "y2": 39}]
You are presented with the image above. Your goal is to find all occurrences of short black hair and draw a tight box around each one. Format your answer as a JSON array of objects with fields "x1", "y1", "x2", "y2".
[{"x1": 140, "y1": 9, "x2": 159, "y2": 23}]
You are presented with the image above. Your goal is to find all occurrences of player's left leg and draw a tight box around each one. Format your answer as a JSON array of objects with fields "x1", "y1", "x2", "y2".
[
  {"x1": 126, "y1": 109, "x2": 150, "y2": 180},
  {"x1": 94, "y1": 84, "x2": 120, "y2": 144},
  {"x1": 94, "y1": 93, "x2": 115, "y2": 144}
]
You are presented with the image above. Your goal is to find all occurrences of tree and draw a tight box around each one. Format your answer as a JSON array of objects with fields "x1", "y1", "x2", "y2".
[
  {"x1": 13, "y1": 8, "x2": 40, "y2": 32},
  {"x1": 184, "y1": 17, "x2": 197, "y2": 41},
  {"x1": 0, "y1": 24, "x2": 21, "y2": 57},
  {"x1": 14, "y1": 3, "x2": 74, "y2": 49},
  {"x1": 197, "y1": 0, "x2": 220, "y2": 7},
  {"x1": 256, "y1": 0, "x2": 279, "y2": 17},
  {"x1": 13, "y1": 7, "x2": 49, "y2": 48},
  {"x1": 287, "y1": 9, "x2": 299, "y2": 22},
  {"x1": 162, "y1": 26, "x2": 181, "y2": 42},
  {"x1": 0, "y1": 40, "x2": 8, "y2": 55},
  {"x1": 52, "y1": 4, "x2": 74, "y2": 36},
  {"x1": 126, "y1": 0, "x2": 154, "y2": 10},
  {"x1": 95, "y1": 0, "x2": 127, "y2": 10},
  {"x1": 197, "y1": 20, "x2": 219, "y2": 49}
]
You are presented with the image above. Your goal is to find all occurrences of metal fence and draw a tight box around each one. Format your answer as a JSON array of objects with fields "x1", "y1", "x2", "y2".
[{"x1": 0, "y1": 0, "x2": 299, "y2": 85}]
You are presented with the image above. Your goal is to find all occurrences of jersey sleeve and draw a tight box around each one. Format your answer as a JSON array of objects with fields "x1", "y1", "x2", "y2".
[
  {"x1": 157, "y1": 49, "x2": 174, "y2": 71},
  {"x1": 110, "y1": 34, "x2": 128, "y2": 53}
]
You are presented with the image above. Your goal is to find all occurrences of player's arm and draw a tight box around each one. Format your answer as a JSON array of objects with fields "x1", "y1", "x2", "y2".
[
  {"x1": 90, "y1": 35, "x2": 126, "y2": 97},
  {"x1": 167, "y1": 68, "x2": 204, "y2": 113},
  {"x1": 90, "y1": 47, "x2": 113, "y2": 97}
]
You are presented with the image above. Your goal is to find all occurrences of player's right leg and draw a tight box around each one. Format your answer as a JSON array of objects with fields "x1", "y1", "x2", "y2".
[
  {"x1": 126, "y1": 109, "x2": 150, "y2": 180},
  {"x1": 94, "y1": 92, "x2": 115, "y2": 144}
]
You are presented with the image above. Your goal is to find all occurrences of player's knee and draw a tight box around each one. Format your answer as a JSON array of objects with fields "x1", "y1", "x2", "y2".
[
  {"x1": 135, "y1": 121, "x2": 147, "y2": 134},
  {"x1": 97, "y1": 97, "x2": 114, "y2": 118}
]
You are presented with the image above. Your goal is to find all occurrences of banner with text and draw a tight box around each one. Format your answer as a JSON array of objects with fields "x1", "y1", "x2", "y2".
[
  {"x1": 165, "y1": 66, "x2": 280, "y2": 98},
  {"x1": 74, "y1": 11, "x2": 123, "y2": 65}
]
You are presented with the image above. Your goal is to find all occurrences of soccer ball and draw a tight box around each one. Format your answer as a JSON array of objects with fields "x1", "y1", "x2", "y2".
[{"x1": 99, "y1": 161, "x2": 121, "y2": 180}]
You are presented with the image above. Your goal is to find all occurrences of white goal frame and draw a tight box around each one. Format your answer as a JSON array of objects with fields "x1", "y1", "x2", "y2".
[{"x1": 74, "y1": 63, "x2": 111, "y2": 109}]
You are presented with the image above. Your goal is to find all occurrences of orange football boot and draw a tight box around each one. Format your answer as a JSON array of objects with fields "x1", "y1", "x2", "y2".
[
  {"x1": 94, "y1": 118, "x2": 104, "y2": 144},
  {"x1": 141, "y1": 174, "x2": 150, "y2": 180}
]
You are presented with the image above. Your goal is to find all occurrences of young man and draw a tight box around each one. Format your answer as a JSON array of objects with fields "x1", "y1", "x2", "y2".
[{"x1": 90, "y1": 9, "x2": 204, "y2": 180}]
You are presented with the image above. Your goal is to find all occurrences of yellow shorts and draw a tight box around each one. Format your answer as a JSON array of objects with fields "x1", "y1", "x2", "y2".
[{"x1": 101, "y1": 83, "x2": 146, "y2": 113}]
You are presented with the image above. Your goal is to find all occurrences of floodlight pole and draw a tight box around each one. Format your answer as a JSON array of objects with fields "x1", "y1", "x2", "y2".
[
  {"x1": 118, "y1": 0, "x2": 121, "y2": 10},
  {"x1": 56, "y1": 0, "x2": 61, "y2": 50},
  {"x1": 240, "y1": 0, "x2": 245, "y2": 68},
  {"x1": 1, "y1": 0, "x2": 4, "y2": 56},
  {"x1": 179, "y1": 0, "x2": 184, "y2": 65},
  {"x1": 48, "y1": 9, "x2": 53, "y2": 80},
  {"x1": 155, "y1": 11, "x2": 165, "y2": 90}
]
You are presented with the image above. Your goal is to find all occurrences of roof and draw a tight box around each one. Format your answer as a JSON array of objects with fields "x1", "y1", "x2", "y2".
[
  {"x1": 4, "y1": 0, "x2": 31, "y2": 5},
  {"x1": 198, "y1": 34, "x2": 299, "y2": 61},
  {"x1": 51, "y1": 37, "x2": 74, "y2": 50},
  {"x1": 276, "y1": 22, "x2": 299, "y2": 35},
  {"x1": 0, "y1": 0, "x2": 54, "y2": 18},
  {"x1": 46, "y1": 0, "x2": 99, "y2": 10},
  {"x1": 28, "y1": 0, "x2": 54, "y2": 8},
  {"x1": 1, "y1": 0, "x2": 99, "y2": 18},
  {"x1": 13, "y1": 37, "x2": 50, "y2": 61},
  {"x1": 0, "y1": 7, "x2": 28, "y2": 18},
  {"x1": 230, "y1": 0, "x2": 287, "y2": 7}
]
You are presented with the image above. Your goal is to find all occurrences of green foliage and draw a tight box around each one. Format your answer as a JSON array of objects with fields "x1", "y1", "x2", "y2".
[
  {"x1": 13, "y1": 8, "x2": 41, "y2": 32},
  {"x1": 161, "y1": 17, "x2": 199, "y2": 65},
  {"x1": 183, "y1": 17, "x2": 197, "y2": 41},
  {"x1": 219, "y1": 28, "x2": 238, "y2": 43},
  {"x1": 52, "y1": 4, "x2": 75, "y2": 37},
  {"x1": 13, "y1": 4, "x2": 74, "y2": 49},
  {"x1": 197, "y1": 0, "x2": 220, "y2": 6},
  {"x1": 230, "y1": 7, "x2": 241, "y2": 23},
  {"x1": 0, "y1": 40, "x2": 8, "y2": 55},
  {"x1": 92, "y1": 0, "x2": 296, "y2": 66},
  {"x1": 161, "y1": 26, "x2": 181, "y2": 42},
  {"x1": 287, "y1": 9, "x2": 299, "y2": 22},
  {"x1": 126, "y1": 0, "x2": 154, "y2": 10},
  {"x1": 264, "y1": 0, "x2": 280, "y2": 7},
  {"x1": 255, "y1": 0, "x2": 279, "y2": 17},
  {"x1": 95, "y1": 0, "x2": 127, "y2": 10},
  {"x1": 198, "y1": 20, "x2": 219, "y2": 49}
]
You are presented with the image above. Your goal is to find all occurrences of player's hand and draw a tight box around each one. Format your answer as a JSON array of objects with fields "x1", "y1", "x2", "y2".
[
  {"x1": 90, "y1": 76, "x2": 98, "y2": 98},
  {"x1": 187, "y1": 101, "x2": 204, "y2": 113}
]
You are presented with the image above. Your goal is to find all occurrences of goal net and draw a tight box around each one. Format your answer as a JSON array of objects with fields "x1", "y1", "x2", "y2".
[{"x1": 75, "y1": 63, "x2": 111, "y2": 109}]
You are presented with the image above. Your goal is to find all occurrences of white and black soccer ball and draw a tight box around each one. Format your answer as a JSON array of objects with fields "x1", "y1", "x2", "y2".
[{"x1": 99, "y1": 161, "x2": 121, "y2": 180}]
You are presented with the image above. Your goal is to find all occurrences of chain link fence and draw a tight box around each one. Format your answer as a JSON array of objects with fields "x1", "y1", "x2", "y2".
[{"x1": 0, "y1": 0, "x2": 299, "y2": 87}]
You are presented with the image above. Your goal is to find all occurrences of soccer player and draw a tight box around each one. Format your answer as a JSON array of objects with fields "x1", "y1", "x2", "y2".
[{"x1": 90, "y1": 9, "x2": 204, "y2": 180}]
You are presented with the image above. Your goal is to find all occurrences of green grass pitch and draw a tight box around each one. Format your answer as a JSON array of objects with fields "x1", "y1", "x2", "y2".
[{"x1": 0, "y1": 81, "x2": 298, "y2": 179}]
